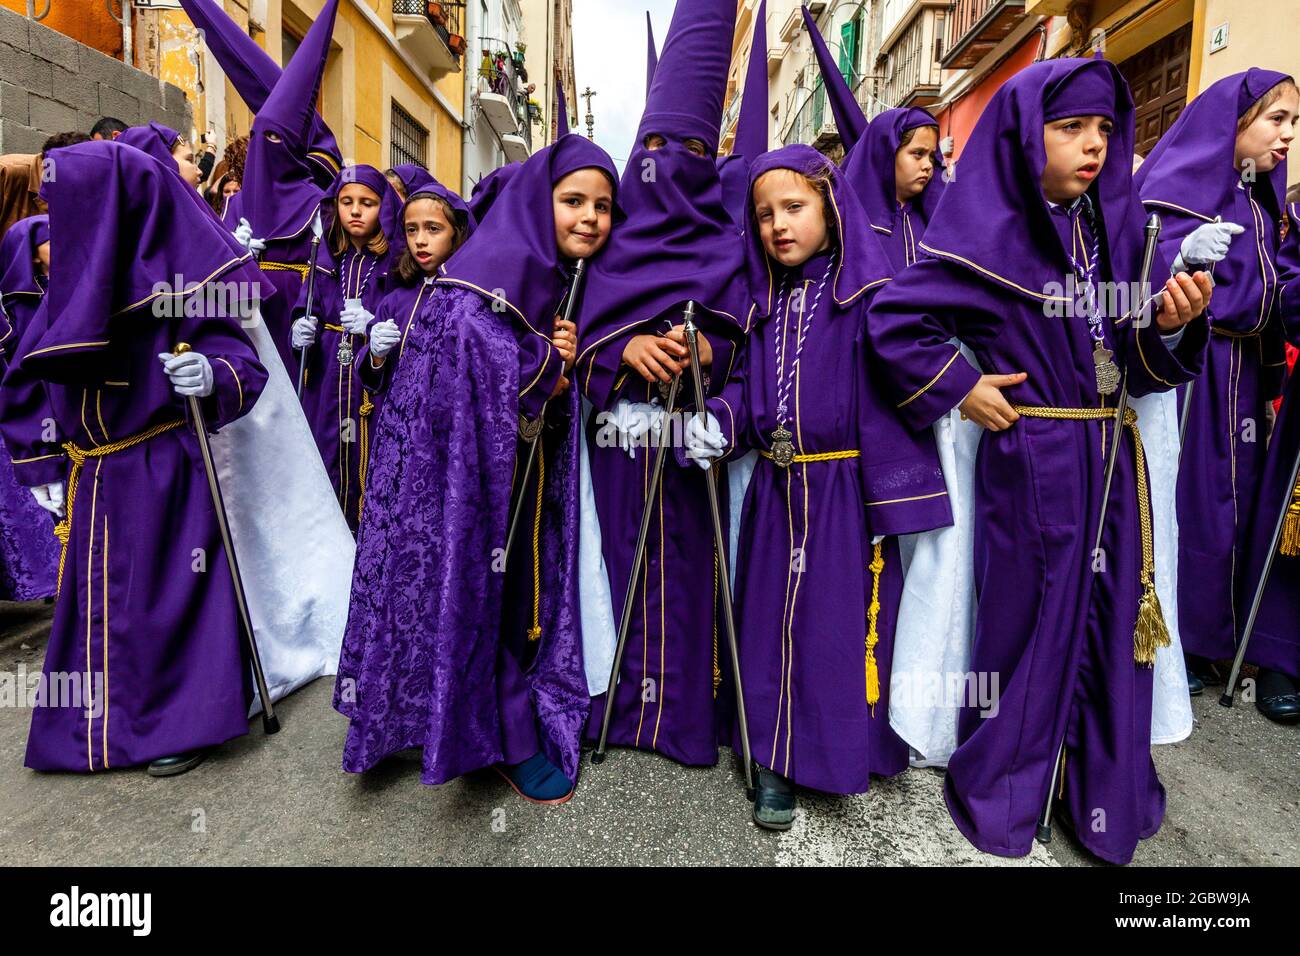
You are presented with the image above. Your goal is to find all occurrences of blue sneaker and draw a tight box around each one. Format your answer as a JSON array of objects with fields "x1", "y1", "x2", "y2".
[{"x1": 496, "y1": 751, "x2": 575, "y2": 804}]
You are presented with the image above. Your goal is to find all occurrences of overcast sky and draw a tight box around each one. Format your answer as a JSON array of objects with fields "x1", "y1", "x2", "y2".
[{"x1": 572, "y1": 0, "x2": 677, "y2": 173}]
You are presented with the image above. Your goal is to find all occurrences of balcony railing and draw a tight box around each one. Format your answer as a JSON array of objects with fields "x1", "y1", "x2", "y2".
[
  {"x1": 392, "y1": 1, "x2": 465, "y2": 76},
  {"x1": 477, "y1": 37, "x2": 533, "y2": 156},
  {"x1": 940, "y1": 0, "x2": 1027, "y2": 70},
  {"x1": 878, "y1": 6, "x2": 944, "y2": 108}
]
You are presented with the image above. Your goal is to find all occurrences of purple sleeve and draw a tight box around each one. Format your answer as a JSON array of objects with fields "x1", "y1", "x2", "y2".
[
  {"x1": 855, "y1": 296, "x2": 952, "y2": 537},
  {"x1": 0, "y1": 304, "x2": 66, "y2": 485},
  {"x1": 865, "y1": 259, "x2": 984, "y2": 430}
]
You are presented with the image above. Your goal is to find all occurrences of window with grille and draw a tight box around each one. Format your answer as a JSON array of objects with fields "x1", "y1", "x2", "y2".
[{"x1": 390, "y1": 101, "x2": 428, "y2": 170}]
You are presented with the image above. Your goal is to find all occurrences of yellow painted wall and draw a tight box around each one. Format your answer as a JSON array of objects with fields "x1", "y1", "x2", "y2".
[{"x1": 155, "y1": 0, "x2": 462, "y2": 190}]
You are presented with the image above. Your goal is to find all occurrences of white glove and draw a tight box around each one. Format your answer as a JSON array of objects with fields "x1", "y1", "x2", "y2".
[
  {"x1": 614, "y1": 400, "x2": 664, "y2": 459},
  {"x1": 157, "y1": 350, "x2": 214, "y2": 398},
  {"x1": 684, "y1": 411, "x2": 725, "y2": 469},
  {"x1": 292, "y1": 315, "x2": 319, "y2": 349},
  {"x1": 29, "y1": 482, "x2": 65, "y2": 518},
  {"x1": 340, "y1": 303, "x2": 374, "y2": 336},
  {"x1": 1173, "y1": 220, "x2": 1244, "y2": 273},
  {"x1": 232, "y1": 217, "x2": 266, "y2": 257},
  {"x1": 369, "y1": 319, "x2": 401, "y2": 359}
]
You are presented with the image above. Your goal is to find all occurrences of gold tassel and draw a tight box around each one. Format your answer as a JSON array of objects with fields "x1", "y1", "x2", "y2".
[
  {"x1": 1279, "y1": 476, "x2": 1300, "y2": 557},
  {"x1": 864, "y1": 542, "x2": 885, "y2": 714},
  {"x1": 1133, "y1": 578, "x2": 1171, "y2": 666}
]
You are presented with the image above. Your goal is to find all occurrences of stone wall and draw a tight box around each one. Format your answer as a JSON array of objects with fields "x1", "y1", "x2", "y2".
[{"x1": 0, "y1": 4, "x2": 191, "y2": 154}]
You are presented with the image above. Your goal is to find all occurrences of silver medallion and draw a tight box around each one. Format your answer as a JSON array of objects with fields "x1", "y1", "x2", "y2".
[
  {"x1": 1093, "y1": 344, "x2": 1120, "y2": 396},
  {"x1": 337, "y1": 339, "x2": 354, "y2": 366},
  {"x1": 770, "y1": 426, "x2": 795, "y2": 468}
]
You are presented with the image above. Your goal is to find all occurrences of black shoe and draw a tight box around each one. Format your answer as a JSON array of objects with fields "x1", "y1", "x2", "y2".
[
  {"x1": 1185, "y1": 653, "x2": 1224, "y2": 686},
  {"x1": 146, "y1": 749, "x2": 208, "y2": 777},
  {"x1": 1255, "y1": 669, "x2": 1300, "y2": 725},
  {"x1": 1185, "y1": 666, "x2": 1204, "y2": 697},
  {"x1": 751, "y1": 766, "x2": 796, "y2": 831}
]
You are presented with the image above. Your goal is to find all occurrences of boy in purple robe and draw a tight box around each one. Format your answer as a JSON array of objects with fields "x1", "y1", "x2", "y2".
[
  {"x1": 291, "y1": 165, "x2": 403, "y2": 532},
  {"x1": 0, "y1": 215, "x2": 60, "y2": 599},
  {"x1": 1236, "y1": 199, "x2": 1300, "y2": 720},
  {"x1": 334, "y1": 135, "x2": 619, "y2": 803},
  {"x1": 685, "y1": 145, "x2": 952, "y2": 827},
  {"x1": 233, "y1": 0, "x2": 339, "y2": 373},
  {"x1": 1133, "y1": 71, "x2": 1298, "y2": 714},
  {"x1": 867, "y1": 59, "x2": 1215, "y2": 864},
  {"x1": 574, "y1": 0, "x2": 750, "y2": 768},
  {"x1": 0, "y1": 140, "x2": 268, "y2": 776},
  {"x1": 842, "y1": 107, "x2": 947, "y2": 272},
  {"x1": 117, "y1": 123, "x2": 204, "y2": 191}
]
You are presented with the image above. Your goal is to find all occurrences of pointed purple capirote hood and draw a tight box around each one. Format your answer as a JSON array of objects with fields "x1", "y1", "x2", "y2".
[
  {"x1": 639, "y1": 0, "x2": 735, "y2": 154},
  {"x1": 733, "y1": 0, "x2": 769, "y2": 161},
  {"x1": 801, "y1": 4, "x2": 867, "y2": 153},
  {"x1": 646, "y1": 11, "x2": 658, "y2": 101},
  {"x1": 179, "y1": 0, "x2": 340, "y2": 183},
  {"x1": 556, "y1": 77, "x2": 570, "y2": 138},
  {"x1": 241, "y1": 0, "x2": 339, "y2": 242}
]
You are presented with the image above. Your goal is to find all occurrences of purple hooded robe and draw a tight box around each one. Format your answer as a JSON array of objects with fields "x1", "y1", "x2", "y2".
[
  {"x1": 703, "y1": 145, "x2": 952, "y2": 792},
  {"x1": 0, "y1": 140, "x2": 268, "y2": 771},
  {"x1": 866, "y1": 60, "x2": 1210, "y2": 864},
  {"x1": 1133, "y1": 69, "x2": 1294, "y2": 664}
]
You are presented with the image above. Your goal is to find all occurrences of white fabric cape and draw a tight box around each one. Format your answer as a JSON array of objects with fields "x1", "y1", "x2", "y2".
[
  {"x1": 207, "y1": 309, "x2": 356, "y2": 716},
  {"x1": 890, "y1": 344, "x2": 1193, "y2": 767}
]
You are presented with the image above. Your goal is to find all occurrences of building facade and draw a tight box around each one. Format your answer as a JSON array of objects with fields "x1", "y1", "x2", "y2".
[{"x1": 731, "y1": 0, "x2": 1300, "y2": 190}]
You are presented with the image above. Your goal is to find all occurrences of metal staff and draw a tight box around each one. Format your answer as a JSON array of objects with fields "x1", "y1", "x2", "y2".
[
  {"x1": 591, "y1": 305, "x2": 686, "y2": 767},
  {"x1": 174, "y1": 343, "x2": 280, "y2": 734},
  {"x1": 502, "y1": 258, "x2": 587, "y2": 564},
  {"x1": 296, "y1": 209, "x2": 325, "y2": 398},
  {"x1": 1219, "y1": 436, "x2": 1300, "y2": 707},
  {"x1": 681, "y1": 303, "x2": 755, "y2": 794},
  {"x1": 1036, "y1": 213, "x2": 1161, "y2": 845}
]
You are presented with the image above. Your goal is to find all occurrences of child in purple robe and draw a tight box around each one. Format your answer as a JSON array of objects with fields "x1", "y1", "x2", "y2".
[
  {"x1": 1236, "y1": 199, "x2": 1300, "y2": 720},
  {"x1": 0, "y1": 215, "x2": 60, "y2": 600},
  {"x1": 0, "y1": 140, "x2": 269, "y2": 777},
  {"x1": 574, "y1": 0, "x2": 750, "y2": 771},
  {"x1": 842, "y1": 107, "x2": 946, "y2": 272},
  {"x1": 685, "y1": 145, "x2": 952, "y2": 827},
  {"x1": 354, "y1": 179, "x2": 476, "y2": 526},
  {"x1": 867, "y1": 59, "x2": 1215, "y2": 864},
  {"x1": 291, "y1": 165, "x2": 402, "y2": 533},
  {"x1": 1133, "y1": 71, "x2": 1298, "y2": 716},
  {"x1": 334, "y1": 135, "x2": 619, "y2": 803}
]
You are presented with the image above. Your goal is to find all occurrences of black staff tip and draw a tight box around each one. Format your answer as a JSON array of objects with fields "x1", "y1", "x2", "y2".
[
  {"x1": 590, "y1": 750, "x2": 606, "y2": 765},
  {"x1": 263, "y1": 714, "x2": 281, "y2": 734},
  {"x1": 1035, "y1": 824, "x2": 1053, "y2": 845},
  {"x1": 1218, "y1": 693, "x2": 1235, "y2": 708}
]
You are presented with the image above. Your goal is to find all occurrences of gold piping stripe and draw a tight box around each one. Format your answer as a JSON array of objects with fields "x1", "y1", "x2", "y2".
[
  {"x1": 11, "y1": 452, "x2": 63, "y2": 464},
  {"x1": 24, "y1": 340, "x2": 111, "y2": 360},
  {"x1": 867, "y1": 490, "x2": 949, "y2": 506},
  {"x1": 1142, "y1": 199, "x2": 1215, "y2": 224},
  {"x1": 918, "y1": 241, "x2": 1071, "y2": 302},
  {"x1": 897, "y1": 347, "x2": 962, "y2": 409},
  {"x1": 116, "y1": 256, "x2": 250, "y2": 315},
  {"x1": 214, "y1": 357, "x2": 243, "y2": 414}
]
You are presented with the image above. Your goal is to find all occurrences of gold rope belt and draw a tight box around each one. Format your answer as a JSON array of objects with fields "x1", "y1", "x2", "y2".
[
  {"x1": 357, "y1": 392, "x2": 374, "y2": 525},
  {"x1": 52, "y1": 419, "x2": 186, "y2": 595},
  {"x1": 1012, "y1": 404, "x2": 1170, "y2": 665},
  {"x1": 758, "y1": 448, "x2": 860, "y2": 463},
  {"x1": 259, "y1": 261, "x2": 312, "y2": 280}
]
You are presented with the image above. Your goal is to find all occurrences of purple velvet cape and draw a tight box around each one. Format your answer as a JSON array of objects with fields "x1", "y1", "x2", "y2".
[
  {"x1": 0, "y1": 215, "x2": 59, "y2": 599},
  {"x1": 334, "y1": 136, "x2": 620, "y2": 786},
  {"x1": 866, "y1": 59, "x2": 1210, "y2": 864}
]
